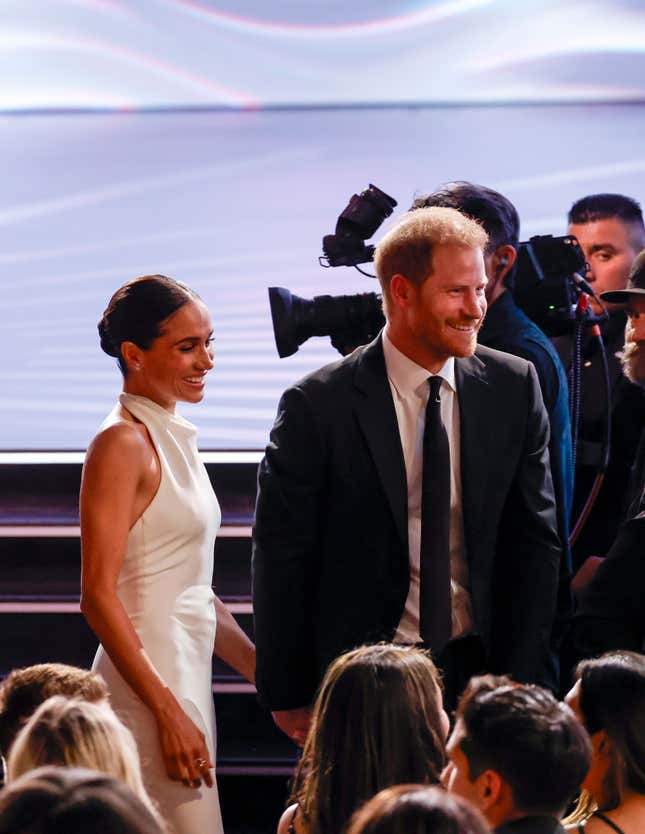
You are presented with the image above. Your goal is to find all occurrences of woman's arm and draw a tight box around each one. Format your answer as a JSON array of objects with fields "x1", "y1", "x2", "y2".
[
  {"x1": 213, "y1": 596, "x2": 256, "y2": 685},
  {"x1": 80, "y1": 423, "x2": 213, "y2": 788}
]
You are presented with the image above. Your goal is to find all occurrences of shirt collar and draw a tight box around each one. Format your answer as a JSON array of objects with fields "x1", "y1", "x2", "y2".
[{"x1": 382, "y1": 329, "x2": 456, "y2": 398}]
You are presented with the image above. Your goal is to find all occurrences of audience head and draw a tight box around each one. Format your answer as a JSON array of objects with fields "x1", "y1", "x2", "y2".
[
  {"x1": 411, "y1": 182, "x2": 519, "y2": 302},
  {"x1": 98, "y1": 274, "x2": 199, "y2": 376},
  {"x1": 7, "y1": 697, "x2": 157, "y2": 820},
  {"x1": 0, "y1": 664, "x2": 108, "y2": 758},
  {"x1": 443, "y1": 675, "x2": 591, "y2": 828},
  {"x1": 346, "y1": 784, "x2": 491, "y2": 834},
  {"x1": 566, "y1": 651, "x2": 645, "y2": 813},
  {"x1": 567, "y1": 193, "x2": 645, "y2": 312},
  {"x1": 0, "y1": 766, "x2": 164, "y2": 834},
  {"x1": 291, "y1": 643, "x2": 448, "y2": 834}
]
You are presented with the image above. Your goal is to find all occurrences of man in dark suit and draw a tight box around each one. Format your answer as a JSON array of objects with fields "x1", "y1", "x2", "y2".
[
  {"x1": 252, "y1": 206, "x2": 561, "y2": 742},
  {"x1": 443, "y1": 676, "x2": 591, "y2": 834}
]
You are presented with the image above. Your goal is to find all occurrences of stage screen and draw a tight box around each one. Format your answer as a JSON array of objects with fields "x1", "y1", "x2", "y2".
[{"x1": 2, "y1": 0, "x2": 645, "y2": 449}]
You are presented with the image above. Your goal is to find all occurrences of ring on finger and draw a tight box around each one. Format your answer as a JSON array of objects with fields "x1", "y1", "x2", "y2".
[{"x1": 195, "y1": 757, "x2": 208, "y2": 769}]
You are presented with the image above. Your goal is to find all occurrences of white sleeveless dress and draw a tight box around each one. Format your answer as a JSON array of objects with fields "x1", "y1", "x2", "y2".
[{"x1": 93, "y1": 393, "x2": 224, "y2": 834}]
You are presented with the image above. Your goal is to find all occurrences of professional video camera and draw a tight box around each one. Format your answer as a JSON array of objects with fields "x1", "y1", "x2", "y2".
[
  {"x1": 319, "y1": 183, "x2": 397, "y2": 271},
  {"x1": 513, "y1": 234, "x2": 592, "y2": 336},
  {"x1": 268, "y1": 184, "x2": 593, "y2": 358},
  {"x1": 269, "y1": 184, "x2": 394, "y2": 357}
]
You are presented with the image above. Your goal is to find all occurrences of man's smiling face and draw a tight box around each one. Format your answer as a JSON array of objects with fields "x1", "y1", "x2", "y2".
[{"x1": 401, "y1": 243, "x2": 488, "y2": 370}]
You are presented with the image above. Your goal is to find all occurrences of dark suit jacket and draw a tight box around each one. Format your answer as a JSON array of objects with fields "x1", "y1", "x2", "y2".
[
  {"x1": 495, "y1": 816, "x2": 565, "y2": 834},
  {"x1": 252, "y1": 336, "x2": 561, "y2": 710}
]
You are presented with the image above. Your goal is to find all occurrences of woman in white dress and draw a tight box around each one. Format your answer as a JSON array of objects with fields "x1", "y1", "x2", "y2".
[{"x1": 80, "y1": 275, "x2": 255, "y2": 834}]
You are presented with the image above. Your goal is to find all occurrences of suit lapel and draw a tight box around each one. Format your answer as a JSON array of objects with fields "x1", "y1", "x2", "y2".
[
  {"x1": 456, "y1": 352, "x2": 492, "y2": 557},
  {"x1": 353, "y1": 336, "x2": 408, "y2": 549}
]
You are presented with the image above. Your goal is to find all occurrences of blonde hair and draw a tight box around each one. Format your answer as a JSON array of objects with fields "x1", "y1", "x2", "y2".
[
  {"x1": 7, "y1": 696, "x2": 161, "y2": 824},
  {"x1": 374, "y1": 206, "x2": 488, "y2": 313}
]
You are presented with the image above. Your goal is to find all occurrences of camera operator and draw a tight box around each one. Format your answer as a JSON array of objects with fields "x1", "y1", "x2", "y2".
[
  {"x1": 573, "y1": 250, "x2": 645, "y2": 656},
  {"x1": 553, "y1": 194, "x2": 645, "y2": 574},
  {"x1": 413, "y1": 183, "x2": 573, "y2": 673}
]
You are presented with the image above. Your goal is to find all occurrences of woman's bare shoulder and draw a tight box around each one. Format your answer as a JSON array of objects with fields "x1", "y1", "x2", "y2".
[
  {"x1": 278, "y1": 803, "x2": 305, "y2": 834},
  {"x1": 85, "y1": 411, "x2": 152, "y2": 470}
]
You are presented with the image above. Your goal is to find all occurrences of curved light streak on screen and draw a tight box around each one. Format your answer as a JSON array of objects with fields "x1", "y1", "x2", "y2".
[
  {"x1": 0, "y1": 29, "x2": 257, "y2": 109},
  {"x1": 2, "y1": 1, "x2": 645, "y2": 108},
  {"x1": 169, "y1": 0, "x2": 493, "y2": 35}
]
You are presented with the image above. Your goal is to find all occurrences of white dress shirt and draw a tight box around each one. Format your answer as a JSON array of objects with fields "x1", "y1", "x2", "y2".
[{"x1": 382, "y1": 330, "x2": 474, "y2": 644}]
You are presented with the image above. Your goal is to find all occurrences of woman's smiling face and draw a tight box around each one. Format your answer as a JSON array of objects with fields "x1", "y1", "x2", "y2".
[{"x1": 123, "y1": 299, "x2": 214, "y2": 411}]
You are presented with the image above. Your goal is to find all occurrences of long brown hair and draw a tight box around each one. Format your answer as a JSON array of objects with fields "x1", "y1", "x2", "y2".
[
  {"x1": 565, "y1": 651, "x2": 645, "y2": 825},
  {"x1": 580, "y1": 652, "x2": 645, "y2": 804},
  {"x1": 290, "y1": 644, "x2": 447, "y2": 834}
]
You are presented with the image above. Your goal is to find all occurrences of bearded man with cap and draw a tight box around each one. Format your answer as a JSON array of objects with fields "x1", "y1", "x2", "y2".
[{"x1": 573, "y1": 250, "x2": 645, "y2": 657}]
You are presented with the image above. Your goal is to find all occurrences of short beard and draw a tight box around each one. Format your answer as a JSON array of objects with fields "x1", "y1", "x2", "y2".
[{"x1": 621, "y1": 340, "x2": 645, "y2": 386}]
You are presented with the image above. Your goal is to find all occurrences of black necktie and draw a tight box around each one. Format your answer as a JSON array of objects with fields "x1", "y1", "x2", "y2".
[{"x1": 419, "y1": 375, "x2": 452, "y2": 655}]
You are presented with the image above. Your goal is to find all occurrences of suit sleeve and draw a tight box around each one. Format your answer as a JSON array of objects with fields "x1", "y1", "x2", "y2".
[
  {"x1": 252, "y1": 384, "x2": 325, "y2": 711},
  {"x1": 495, "y1": 362, "x2": 561, "y2": 689}
]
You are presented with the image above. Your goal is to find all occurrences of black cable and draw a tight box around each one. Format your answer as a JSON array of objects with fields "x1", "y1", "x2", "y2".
[
  {"x1": 569, "y1": 319, "x2": 583, "y2": 472},
  {"x1": 354, "y1": 264, "x2": 377, "y2": 278},
  {"x1": 570, "y1": 324, "x2": 612, "y2": 546}
]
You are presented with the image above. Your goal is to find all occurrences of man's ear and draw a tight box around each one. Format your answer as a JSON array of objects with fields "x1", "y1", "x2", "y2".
[
  {"x1": 389, "y1": 273, "x2": 415, "y2": 309},
  {"x1": 485, "y1": 245, "x2": 517, "y2": 304},
  {"x1": 477, "y1": 769, "x2": 505, "y2": 811},
  {"x1": 491, "y1": 244, "x2": 517, "y2": 281}
]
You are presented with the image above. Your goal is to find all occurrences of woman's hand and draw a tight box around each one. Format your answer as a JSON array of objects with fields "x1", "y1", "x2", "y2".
[
  {"x1": 154, "y1": 697, "x2": 214, "y2": 788},
  {"x1": 272, "y1": 706, "x2": 312, "y2": 747}
]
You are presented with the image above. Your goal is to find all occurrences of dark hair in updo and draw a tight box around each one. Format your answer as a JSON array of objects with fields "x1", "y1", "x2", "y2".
[{"x1": 98, "y1": 275, "x2": 198, "y2": 375}]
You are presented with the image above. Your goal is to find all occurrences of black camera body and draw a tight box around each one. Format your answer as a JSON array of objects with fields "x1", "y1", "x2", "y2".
[
  {"x1": 513, "y1": 234, "x2": 589, "y2": 336},
  {"x1": 321, "y1": 184, "x2": 397, "y2": 268}
]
